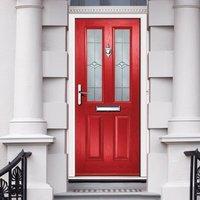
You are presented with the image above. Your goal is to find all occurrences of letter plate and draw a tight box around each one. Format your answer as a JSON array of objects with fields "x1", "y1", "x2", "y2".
[{"x1": 96, "y1": 106, "x2": 120, "y2": 112}]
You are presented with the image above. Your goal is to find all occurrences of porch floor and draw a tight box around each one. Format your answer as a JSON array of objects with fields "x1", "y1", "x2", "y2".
[
  {"x1": 54, "y1": 181, "x2": 160, "y2": 200},
  {"x1": 54, "y1": 191, "x2": 160, "y2": 200}
]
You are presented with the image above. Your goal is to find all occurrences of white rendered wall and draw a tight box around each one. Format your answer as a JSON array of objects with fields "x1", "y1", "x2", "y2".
[
  {"x1": 42, "y1": 0, "x2": 68, "y2": 193},
  {"x1": 0, "y1": 1, "x2": 16, "y2": 168},
  {"x1": 148, "y1": 0, "x2": 174, "y2": 194}
]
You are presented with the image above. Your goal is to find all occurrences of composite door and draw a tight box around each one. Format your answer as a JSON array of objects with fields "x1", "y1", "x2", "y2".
[{"x1": 75, "y1": 19, "x2": 140, "y2": 176}]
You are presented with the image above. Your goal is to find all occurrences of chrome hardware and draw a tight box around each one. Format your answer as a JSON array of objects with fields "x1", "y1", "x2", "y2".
[
  {"x1": 105, "y1": 44, "x2": 112, "y2": 57},
  {"x1": 79, "y1": 91, "x2": 88, "y2": 95},
  {"x1": 78, "y1": 84, "x2": 87, "y2": 105},
  {"x1": 96, "y1": 106, "x2": 120, "y2": 112}
]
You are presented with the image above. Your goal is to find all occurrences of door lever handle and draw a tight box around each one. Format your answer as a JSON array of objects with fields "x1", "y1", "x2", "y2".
[
  {"x1": 78, "y1": 84, "x2": 87, "y2": 105},
  {"x1": 79, "y1": 91, "x2": 88, "y2": 95}
]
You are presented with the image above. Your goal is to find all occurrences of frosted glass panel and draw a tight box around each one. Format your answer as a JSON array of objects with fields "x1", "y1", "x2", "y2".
[
  {"x1": 115, "y1": 29, "x2": 130, "y2": 101},
  {"x1": 87, "y1": 29, "x2": 102, "y2": 101}
]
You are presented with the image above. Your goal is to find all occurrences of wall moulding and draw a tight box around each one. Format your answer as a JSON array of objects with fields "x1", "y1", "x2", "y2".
[
  {"x1": 173, "y1": 5, "x2": 200, "y2": 9},
  {"x1": 161, "y1": 135, "x2": 200, "y2": 143},
  {"x1": 15, "y1": 5, "x2": 44, "y2": 9},
  {"x1": 69, "y1": 6, "x2": 147, "y2": 14}
]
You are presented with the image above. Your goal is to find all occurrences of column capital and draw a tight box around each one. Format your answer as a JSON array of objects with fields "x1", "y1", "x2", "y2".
[
  {"x1": 16, "y1": 0, "x2": 43, "y2": 9},
  {"x1": 174, "y1": 0, "x2": 200, "y2": 9}
]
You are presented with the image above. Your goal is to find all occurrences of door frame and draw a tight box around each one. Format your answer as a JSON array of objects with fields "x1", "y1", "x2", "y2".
[{"x1": 67, "y1": 6, "x2": 149, "y2": 180}]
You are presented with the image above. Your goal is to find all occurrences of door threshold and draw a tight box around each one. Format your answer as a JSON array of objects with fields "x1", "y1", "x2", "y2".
[{"x1": 68, "y1": 176, "x2": 147, "y2": 182}]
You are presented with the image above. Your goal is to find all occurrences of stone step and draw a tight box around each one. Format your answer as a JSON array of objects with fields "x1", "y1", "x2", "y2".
[
  {"x1": 67, "y1": 181, "x2": 147, "y2": 191},
  {"x1": 54, "y1": 192, "x2": 161, "y2": 200}
]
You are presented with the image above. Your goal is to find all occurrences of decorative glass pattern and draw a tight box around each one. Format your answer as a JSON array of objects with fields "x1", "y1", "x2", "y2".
[
  {"x1": 115, "y1": 29, "x2": 130, "y2": 101},
  {"x1": 87, "y1": 29, "x2": 102, "y2": 101}
]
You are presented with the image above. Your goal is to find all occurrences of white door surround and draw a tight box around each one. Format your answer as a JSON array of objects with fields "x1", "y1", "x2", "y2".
[{"x1": 67, "y1": 6, "x2": 148, "y2": 180}]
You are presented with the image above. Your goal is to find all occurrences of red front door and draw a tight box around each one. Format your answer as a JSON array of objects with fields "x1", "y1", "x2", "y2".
[{"x1": 75, "y1": 19, "x2": 140, "y2": 176}]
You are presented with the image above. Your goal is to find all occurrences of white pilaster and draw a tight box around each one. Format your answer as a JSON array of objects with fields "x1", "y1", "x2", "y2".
[
  {"x1": 0, "y1": 0, "x2": 53, "y2": 199},
  {"x1": 161, "y1": 0, "x2": 200, "y2": 199}
]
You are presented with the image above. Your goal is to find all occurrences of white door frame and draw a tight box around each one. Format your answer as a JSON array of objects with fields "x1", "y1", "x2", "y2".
[{"x1": 67, "y1": 6, "x2": 148, "y2": 180}]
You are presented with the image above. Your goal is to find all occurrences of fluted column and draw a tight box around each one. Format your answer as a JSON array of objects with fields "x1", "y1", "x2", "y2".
[
  {"x1": 10, "y1": 0, "x2": 46, "y2": 136},
  {"x1": 161, "y1": 1, "x2": 200, "y2": 199}
]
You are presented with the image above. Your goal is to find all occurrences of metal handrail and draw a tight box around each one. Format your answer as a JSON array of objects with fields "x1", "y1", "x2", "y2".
[
  {"x1": 184, "y1": 149, "x2": 200, "y2": 200},
  {"x1": 0, "y1": 150, "x2": 31, "y2": 177},
  {"x1": 0, "y1": 150, "x2": 31, "y2": 200},
  {"x1": 184, "y1": 149, "x2": 200, "y2": 159}
]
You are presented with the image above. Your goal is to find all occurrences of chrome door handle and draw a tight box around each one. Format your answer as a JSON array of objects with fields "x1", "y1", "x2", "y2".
[
  {"x1": 79, "y1": 91, "x2": 88, "y2": 95},
  {"x1": 78, "y1": 84, "x2": 87, "y2": 105}
]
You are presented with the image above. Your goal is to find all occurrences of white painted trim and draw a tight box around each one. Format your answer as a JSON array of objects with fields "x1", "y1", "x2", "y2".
[
  {"x1": 0, "y1": 134, "x2": 54, "y2": 144},
  {"x1": 68, "y1": 12, "x2": 148, "y2": 179},
  {"x1": 15, "y1": 5, "x2": 44, "y2": 9},
  {"x1": 173, "y1": 5, "x2": 200, "y2": 9},
  {"x1": 161, "y1": 135, "x2": 200, "y2": 143}
]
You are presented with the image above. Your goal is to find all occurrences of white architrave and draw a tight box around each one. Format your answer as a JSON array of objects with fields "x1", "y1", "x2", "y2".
[
  {"x1": 161, "y1": 0, "x2": 200, "y2": 199},
  {"x1": 68, "y1": 6, "x2": 148, "y2": 179},
  {"x1": 0, "y1": 0, "x2": 53, "y2": 199}
]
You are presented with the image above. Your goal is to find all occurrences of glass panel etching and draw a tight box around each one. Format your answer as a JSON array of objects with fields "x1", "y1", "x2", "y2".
[
  {"x1": 87, "y1": 29, "x2": 102, "y2": 101},
  {"x1": 115, "y1": 29, "x2": 130, "y2": 101}
]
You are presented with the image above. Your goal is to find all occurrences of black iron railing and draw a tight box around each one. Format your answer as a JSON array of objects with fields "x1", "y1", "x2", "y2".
[
  {"x1": 0, "y1": 150, "x2": 31, "y2": 200},
  {"x1": 184, "y1": 149, "x2": 200, "y2": 200}
]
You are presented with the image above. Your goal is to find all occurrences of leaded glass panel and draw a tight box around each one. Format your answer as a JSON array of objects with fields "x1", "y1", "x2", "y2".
[
  {"x1": 87, "y1": 29, "x2": 102, "y2": 101},
  {"x1": 115, "y1": 29, "x2": 130, "y2": 101}
]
